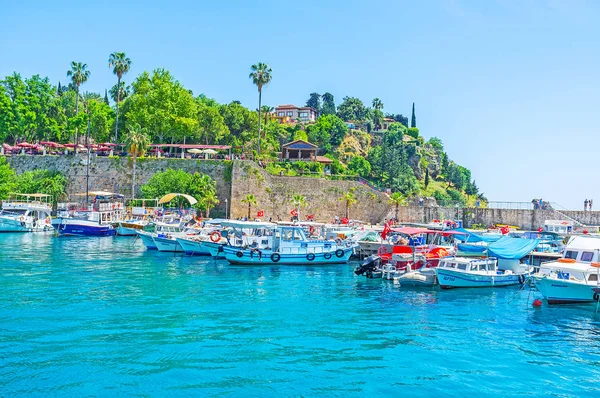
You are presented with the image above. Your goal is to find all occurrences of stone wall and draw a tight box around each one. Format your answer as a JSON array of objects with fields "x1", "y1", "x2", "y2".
[
  {"x1": 230, "y1": 161, "x2": 392, "y2": 223},
  {"x1": 396, "y1": 206, "x2": 600, "y2": 229},
  {"x1": 6, "y1": 154, "x2": 232, "y2": 216}
]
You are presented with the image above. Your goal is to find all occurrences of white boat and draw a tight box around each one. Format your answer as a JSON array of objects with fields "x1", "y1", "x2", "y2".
[
  {"x1": 435, "y1": 257, "x2": 528, "y2": 289},
  {"x1": 136, "y1": 221, "x2": 188, "y2": 250},
  {"x1": 52, "y1": 192, "x2": 126, "y2": 236},
  {"x1": 0, "y1": 193, "x2": 53, "y2": 232},
  {"x1": 396, "y1": 267, "x2": 437, "y2": 287},
  {"x1": 221, "y1": 220, "x2": 356, "y2": 265},
  {"x1": 533, "y1": 235, "x2": 600, "y2": 304},
  {"x1": 176, "y1": 236, "x2": 213, "y2": 255},
  {"x1": 153, "y1": 233, "x2": 186, "y2": 252}
]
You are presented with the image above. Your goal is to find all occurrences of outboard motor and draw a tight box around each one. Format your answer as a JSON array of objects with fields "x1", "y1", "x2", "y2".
[{"x1": 355, "y1": 254, "x2": 382, "y2": 276}]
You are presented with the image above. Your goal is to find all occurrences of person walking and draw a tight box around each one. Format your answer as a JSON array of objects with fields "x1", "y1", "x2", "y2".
[
  {"x1": 590, "y1": 199, "x2": 594, "y2": 211},
  {"x1": 584, "y1": 199, "x2": 588, "y2": 211}
]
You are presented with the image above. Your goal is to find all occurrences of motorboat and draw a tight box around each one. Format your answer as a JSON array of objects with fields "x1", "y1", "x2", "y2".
[
  {"x1": 0, "y1": 193, "x2": 53, "y2": 232},
  {"x1": 221, "y1": 220, "x2": 356, "y2": 265},
  {"x1": 52, "y1": 192, "x2": 125, "y2": 236},
  {"x1": 435, "y1": 257, "x2": 529, "y2": 289},
  {"x1": 532, "y1": 235, "x2": 600, "y2": 304}
]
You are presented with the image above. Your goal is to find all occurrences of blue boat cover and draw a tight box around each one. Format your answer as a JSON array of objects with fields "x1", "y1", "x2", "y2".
[
  {"x1": 457, "y1": 243, "x2": 487, "y2": 253},
  {"x1": 487, "y1": 236, "x2": 540, "y2": 259},
  {"x1": 451, "y1": 228, "x2": 502, "y2": 243}
]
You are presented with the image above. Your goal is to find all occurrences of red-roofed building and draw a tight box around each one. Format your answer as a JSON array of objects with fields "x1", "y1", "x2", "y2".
[{"x1": 274, "y1": 104, "x2": 318, "y2": 124}]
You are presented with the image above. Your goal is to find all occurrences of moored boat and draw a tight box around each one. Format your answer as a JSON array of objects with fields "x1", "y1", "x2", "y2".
[
  {"x1": 532, "y1": 235, "x2": 600, "y2": 304},
  {"x1": 0, "y1": 193, "x2": 53, "y2": 232},
  {"x1": 435, "y1": 257, "x2": 528, "y2": 289},
  {"x1": 52, "y1": 192, "x2": 125, "y2": 236}
]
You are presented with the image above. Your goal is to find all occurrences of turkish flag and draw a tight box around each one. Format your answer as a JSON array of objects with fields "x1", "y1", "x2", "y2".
[
  {"x1": 257, "y1": 210, "x2": 264, "y2": 217},
  {"x1": 501, "y1": 226, "x2": 510, "y2": 235},
  {"x1": 290, "y1": 209, "x2": 298, "y2": 217},
  {"x1": 341, "y1": 217, "x2": 349, "y2": 224},
  {"x1": 381, "y1": 222, "x2": 392, "y2": 240}
]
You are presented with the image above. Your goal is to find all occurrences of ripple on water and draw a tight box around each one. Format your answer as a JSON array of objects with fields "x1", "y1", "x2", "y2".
[{"x1": 1, "y1": 233, "x2": 600, "y2": 396}]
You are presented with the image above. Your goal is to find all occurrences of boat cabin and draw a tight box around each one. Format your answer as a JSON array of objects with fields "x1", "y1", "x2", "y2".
[
  {"x1": 2, "y1": 193, "x2": 52, "y2": 219},
  {"x1": 438, "y1": 257, "x2": 498, "y2": 273}
]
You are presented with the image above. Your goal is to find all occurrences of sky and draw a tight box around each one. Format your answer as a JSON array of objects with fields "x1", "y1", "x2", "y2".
[{"x1": 1, "y1": 0, "x2": 599, "y2": 209}]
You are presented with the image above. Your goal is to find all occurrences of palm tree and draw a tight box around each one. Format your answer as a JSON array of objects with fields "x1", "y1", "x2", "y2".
[
  {"x1": 202, "y1": 191, "x2": 220, "y2": 218},
  {"x1": 261, "y1": 105, "x2": 274, "y2": 125},
  {"x1": 249, "y1": 62, "x2": 272, "y2": 155},
  {"x1": 124, "y1": 123, "x2": 150, "y2": 199},
  {"x1": 292, "y1": 194, "x2": 306, "y2": 220},
  {"x1": 109, "y1": 52, "x2": 132, "y2": 145},
  {"x1": 66, "y1": 61, "x2": 90, "y2": 151},
  {"x1": 372, "y1": 98, "x2": 384, "y2": 110},
  {"x1": 110, "y1": 81, "x2": 130, "y2": 104},
  {"x1": 340, "y1": 191, "x2": 357, "y2": 219},
  {"x1": 241, "y1": 194, "x2": 258, "y2": 219},
  {"x1": 388, "y1": 192, "x2": 407, "y2": 222}
]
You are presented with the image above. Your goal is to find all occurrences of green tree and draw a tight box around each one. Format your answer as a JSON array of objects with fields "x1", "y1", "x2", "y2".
[
  {"x1": 424, "y1": 168, "x2": 430, "y2": 188},
  {"x1": 241, "y1": 194, "x2": 257, "y2": 219},
  {"x1": 372, "y1": 98, "x2": 384, "y2": 110},
  {"x1": 427, "y1": 137, "x2": 444, "y2": 150},
  {"x1": 109, "y1": 81, "x2": 130, "y2": 104},
  {"x1": 321, "y1": 92, "x2": 336, "y2": 115},
  {"x1": 406, "y1": 127, "x2": 419, "y2": 139},
  {"x1": 141, "y1": 169, "x2": 216, "y2": 206},
  {"x1": 125, "y1": 123, "x2": 150, "y2": 199},
  {"x1": 66, "y1": 62, "x2": 90, "y2": 150},
  {"x1": 347, "y1": 156, "x2": 371, "y2": 178},
  {"x1": 340, "y1": 191, "x2": 357, "y2": 219},
  {"x1": 104, "y1": 89, "x2": 110, "y2": 105},
  {"x1": 124, "y1": 69, "x2": 197, "y2": 146},
  {"x1": 196, "y1": 102, "x2": 229, "y2": 144},
  {"x1": 292, "y1": 194, "x2": 306, "y2": 220},
  {"x1": 306, "y1": 92, "x2": 321, "y2": 113},
  {"x1": 249, "y1": 62, "x2": 272, "y2": 155},
  {"x1": 15, "y1": 170, "x2": 67, "y2": 207},
  {"x1": 201, "y1": 191, "x2": 219, "y2": 218},
  {"x1": 0, "y1": 157, "x2": 16, "y2": 199},
  {"x1": 337, "y1": 96, "x2": 367, "y2": 121},
  {"x1": 108, "y1": 52, "x2": 132, "y2": 144},
  {"x1": 388, "y1": 192, "x2": 407, "y2": 221},
  {"x1": 411, "y1": 102, "x2": 416, "y2": 128}
]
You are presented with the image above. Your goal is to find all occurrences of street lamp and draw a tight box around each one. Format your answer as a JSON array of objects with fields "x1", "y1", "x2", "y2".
[{"x1": 225, "y1": 198, "x2": 228, "y2": 219}]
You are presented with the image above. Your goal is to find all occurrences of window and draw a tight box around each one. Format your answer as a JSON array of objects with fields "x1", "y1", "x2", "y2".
[
  {"x1": 281, "y1": 228, "x2": 293, "y2": 241},
  {"x1": 457, "y1": 263, "x2": 468, "y2": 271},
  {"x1": 286, "y1": 111, "x2": 293, "y2": 116},
  {"x1": 277, "y1": 112, "x2": 285, "y2": 116},
  {"x1": 564, "y1": 250, "x2": 578, "y2": 259},
  {"x1": 299, "y1": 112, "x2": 308, "y2": 117},
  {"x1": 581, "y1": 251, "x2": 594, "y2": 262},
  {"x1": 589, "y1": 274, "x2": 598, "y2": 282}
]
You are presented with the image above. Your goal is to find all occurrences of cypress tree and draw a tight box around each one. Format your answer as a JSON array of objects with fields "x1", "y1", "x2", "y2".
[
  {"x1": 104, "y1": 89, "x2": 110, "y2": 105},
  {"x1": 57, "y1": 81, "x2": 62, "y2": 96},
  {"x1": 425, "y1": 168, "x2": 430, "y2": 188},
  {"x1": 411, "y1": 102, "x2": 416, "y2": 128}
]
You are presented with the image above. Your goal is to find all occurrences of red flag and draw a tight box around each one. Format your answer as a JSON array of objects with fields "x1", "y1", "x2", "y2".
[
  {"x1": 501, "y1": 226, "x2": 510, "y2": 235},
  {"x1": 290, "y1": 209, "x2": 298, "y2": 217},
  {"x1": 381, "y1": 222, "x2": 392, "y2": 240},
  {"x1": 306, "y1": 214, "x2": 315, "y2": 221},
  {"x1": 257, "y1": 210, "x2": 264, "y2": 217},
  {"x1": 341, "y1": 217, "x2": 349, "y2": 224}
]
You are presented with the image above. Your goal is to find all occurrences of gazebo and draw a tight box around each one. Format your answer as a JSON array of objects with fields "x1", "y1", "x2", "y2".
[{"x1": 281, "y1": 140, "x2": 317, "y2": 161}]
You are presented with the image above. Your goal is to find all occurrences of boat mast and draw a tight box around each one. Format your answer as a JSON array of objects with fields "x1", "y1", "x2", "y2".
[{"x1": 85, "y1": 108, "x2": 90, "y2": 208}]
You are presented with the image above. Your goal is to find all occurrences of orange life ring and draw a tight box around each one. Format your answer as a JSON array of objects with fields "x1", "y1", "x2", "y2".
[
  {"x1": 558, "y1": 258, "x2": 576, "y2": 263},
  {"x1": 591, "y1": 262, "x2": 600, "y2": 268},
  {"x1": 309, "y1": 226, "x2": 315, "y2": 235},
  {"x1": 112, "y1": 204, "x2": 116, "y2": 210},
  {"x1": 210, "y1": 231, "x2": 221, "y2": 243}
]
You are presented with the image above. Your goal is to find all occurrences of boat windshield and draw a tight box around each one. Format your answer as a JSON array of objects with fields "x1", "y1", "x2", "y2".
[
  {"x1": 581, "y1": 251, "x2": 594, "y2": 262},
  {"x1": 3, "y1": 209, "x2": 28, "y2": 215}
]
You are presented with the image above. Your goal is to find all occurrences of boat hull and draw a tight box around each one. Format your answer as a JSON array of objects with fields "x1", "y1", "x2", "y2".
[
  {"x1": 0, "y1": 216, "x2": 51, "y2": 232},
  {"x1": 223, "y1": 247, "x2": 354, "y2": 265},
  {"x1": 436, "y1": 268, "x2": 523, "y2": 289},
  {"x1": 534, "y1": 276, "x2": 600, "y2": 304},
  {"x1": 153, "y1": 236, "x2": 184, "y2": 252},
  {"x1": 176, "y1": 237, "x2": 212, "y2": 256},
  {"x1": 137, "y1": 231, "x2": 158, "y2": 250},
  {"x1": 52, "y1": 218, "x2": 116, "y2": 236},
  {"x1": 397, "y1": 270, "x2": 437, "y2": 287},
  {"x1": 116, "y1": 222, "x2": 145, "y2": 236}
]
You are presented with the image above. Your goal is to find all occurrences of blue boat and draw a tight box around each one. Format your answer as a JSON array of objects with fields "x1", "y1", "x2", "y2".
[
  {"x1": 52, "y1": 191, "x2": 125, "y2": 237},
  {"x1": 220, "y1": 220, "x2": 356, "y2": 265}
]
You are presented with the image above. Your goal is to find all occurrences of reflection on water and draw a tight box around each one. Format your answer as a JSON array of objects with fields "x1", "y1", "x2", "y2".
[{"x1": 0, "y1": 233, "x2": 600, "y2": 396}]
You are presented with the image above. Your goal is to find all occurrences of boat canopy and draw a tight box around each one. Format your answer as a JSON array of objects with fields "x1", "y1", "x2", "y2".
[
  {"x1": 487, "y1": 236, "x2": 540, "y2": 259},
  {"x1": 390, "y1": 227, "x2": 437, "y2": 235},
  {"x1": 221, "y1": 220, "x2": 277, "y2": 229},
  {"x1": 565, "y1": 235, "x2": 600, "y2": 251},
  {"x1": 451, "y1": 228, "x2": 502, "y2": 243},
  {"x1": 204, "y1": 218, "x2": 228, "y2": 225},
  {"x1": 158, "y1": 193, "x2": 198, "y2": 205}
]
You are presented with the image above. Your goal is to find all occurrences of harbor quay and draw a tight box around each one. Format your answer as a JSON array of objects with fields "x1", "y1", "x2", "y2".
[{"x1": 5, "y1": 154, "x2": 595, "y2": 230}]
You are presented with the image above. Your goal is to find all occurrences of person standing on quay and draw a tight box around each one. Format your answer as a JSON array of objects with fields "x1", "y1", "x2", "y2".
[
  {"x1": 590, "y1": 199, "x2": 593, "y2": 211},
  {"x1": 585, "y1": 199, "x2": 588, "y2": 211}
]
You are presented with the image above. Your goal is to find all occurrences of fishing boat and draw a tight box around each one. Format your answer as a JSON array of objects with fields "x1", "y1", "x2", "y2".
[
  {"x1": 116, "y1": 199, "x2": 160, "y2": 236},
  {"x1": 0, "y1": 193, "x2": 53, "y2": 232},
  {"x1": 221, "y1": 220, "x2": 356, "y2": 265},
  {"x1": 52, "y1": 192, "x2": 125, "y2": 236},
  {"x1": 532, "y1": 235, "x2": 600, "y2": 304},
  {"x1": 175, "y1": 219, "x2": 228, "y2": 256},
  {"x1": 435, "y1": 257, "x2": 528, "y2": 289}
]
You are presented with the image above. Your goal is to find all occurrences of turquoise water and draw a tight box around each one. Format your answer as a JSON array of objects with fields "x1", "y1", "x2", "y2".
[{"x1": 1, "y1": 233, "x2": 600, "y2": 397}]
